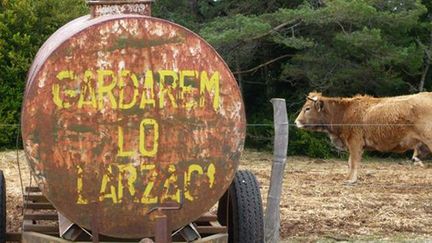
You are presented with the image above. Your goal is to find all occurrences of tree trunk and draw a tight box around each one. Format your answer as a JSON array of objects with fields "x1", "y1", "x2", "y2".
[
  {"x1": 419, "y1": 29, "x2": 432, "y2": 92},
  {"x1": 419, "y1": 62, "x2": 429, "y2": 92},
  {"x1": 188, "y1": 0, "x2": 199, "y2": 17},
  {"x1": 236, "y1": 57, "x2": 243, "y2": 94}
]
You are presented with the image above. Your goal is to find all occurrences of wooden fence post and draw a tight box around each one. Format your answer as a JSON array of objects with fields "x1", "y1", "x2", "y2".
[{"x1": 264, "y1": 98, "x2": 289, "y2": 243}]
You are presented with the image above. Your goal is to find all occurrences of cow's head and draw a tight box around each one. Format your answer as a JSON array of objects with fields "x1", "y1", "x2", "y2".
[{"x1": 295, "y1": 92, "x2": 327, "y2": 131}]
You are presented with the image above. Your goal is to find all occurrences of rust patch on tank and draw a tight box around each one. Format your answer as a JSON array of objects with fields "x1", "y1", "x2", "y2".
[{"x1": 22, "y1": 16, "x2": 245, "y2": 238}]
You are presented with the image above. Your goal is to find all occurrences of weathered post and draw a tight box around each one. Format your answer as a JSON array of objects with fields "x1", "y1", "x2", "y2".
[{"x1": 264, "y1": 98, "x2": 289, "y2": 243}]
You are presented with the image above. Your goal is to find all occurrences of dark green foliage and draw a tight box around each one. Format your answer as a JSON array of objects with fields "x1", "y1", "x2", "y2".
[
  {"x1": 0, "y1": 0, "x2": 87, "y2": 149},
  {"x1": 245, "y1": 115, "x2": 274, "y2": 151},
  {"x1": 288, "y1": 128, "x2": 333, "y2": 158},
  {"x1": 1, "y1": 0, "x2": 432, "y2": 157}
]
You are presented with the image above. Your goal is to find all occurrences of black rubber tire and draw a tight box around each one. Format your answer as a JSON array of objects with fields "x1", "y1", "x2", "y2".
[
  {"x1": 217, "y1": 170, "x2": 264, "y2": 243},
  {"x1": 0, "y1": 171, "x2": 6, "y2": 243},
  {"x1": 217, "y1": 189, "x2": 229, "y2": 226}
]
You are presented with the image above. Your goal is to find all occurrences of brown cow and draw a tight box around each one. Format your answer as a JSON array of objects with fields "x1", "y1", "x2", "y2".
[{"x1": 295, "y1": 92, "x2": 432, "y2": 184}]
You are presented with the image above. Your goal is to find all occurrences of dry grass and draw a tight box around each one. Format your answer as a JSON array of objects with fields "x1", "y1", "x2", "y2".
[
  {"x1": 1, "y1": 149, "x2": 432, "y2": 241},
  {"x1": 240, "y1": 150, "x2": 432, "y2": 242},
  {"x1": 0, "y1": 151, "x2": 30, "y2": 233}
]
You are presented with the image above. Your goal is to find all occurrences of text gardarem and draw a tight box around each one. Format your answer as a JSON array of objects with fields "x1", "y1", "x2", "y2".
[{"x1": 52, "y1": 69, "x2": 220, "y2": 111}]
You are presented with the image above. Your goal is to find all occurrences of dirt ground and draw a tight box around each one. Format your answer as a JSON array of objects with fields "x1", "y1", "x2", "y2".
[
  {"x1": 1, "y1": 149, "x2": 432, "y2": 241},
  {"x1": 240, "y1": 151, "x2": 432, "y2": 242}
]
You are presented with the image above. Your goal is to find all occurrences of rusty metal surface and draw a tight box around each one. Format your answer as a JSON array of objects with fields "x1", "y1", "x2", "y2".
[
  {"x1": 25, "y1": 15, "x2": 90, "y2": 94},
  {"x1": 155, "y1": 210, "x2": 170, "y2": 243},
  {"x1": 22, "y1": 15, "x2": 245, "y2": 238}
]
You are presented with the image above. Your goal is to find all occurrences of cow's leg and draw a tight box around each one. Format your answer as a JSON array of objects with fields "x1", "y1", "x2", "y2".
[
  {"x1": 412, "y1": 146, "x2": 425, "y2": 167},
  {"x1": 419, "y1": 140, "x2": 432, "y2": 166},
  {"x1": 412, "y1": 157, "x2": 425, "y2": 167},
  {"x1": 411, "y1": 144, "x2": 424, "y2": 167},
  {"x1": 412, "y1": 143, "x2": 429, "y2": 167},
  {"x1": 346, "y1": 143, "x2": 363, "y2": 185}
]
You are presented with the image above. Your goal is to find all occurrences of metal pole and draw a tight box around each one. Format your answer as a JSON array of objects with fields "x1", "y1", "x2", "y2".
[
  {"x1": 91, "y1": 202, "x2": 100, "y2": 243},
  {"x1": 264, "y1": 98, "x2": 289, "y2": 243},
  {"x1": 154, "y1": 209, "x2": 171, "y2": 243}
]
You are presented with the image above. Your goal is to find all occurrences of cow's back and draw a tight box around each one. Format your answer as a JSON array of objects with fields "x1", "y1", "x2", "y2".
[{"x1": 360, "y1": 92, "x2": 432, "y2": 152}]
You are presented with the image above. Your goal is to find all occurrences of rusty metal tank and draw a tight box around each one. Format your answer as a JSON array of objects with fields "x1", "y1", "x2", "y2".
[{"x1": 21, "y1": 0, "x2": 245, "y2": 238}]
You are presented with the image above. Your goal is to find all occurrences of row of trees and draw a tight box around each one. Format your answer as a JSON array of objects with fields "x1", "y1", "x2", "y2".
[
  {"x1": 0, "y1": 0, "x2": 87, "y2": 147},
  {"x1": 1, "y1": 0, "x2": 431, "y2": 157}
]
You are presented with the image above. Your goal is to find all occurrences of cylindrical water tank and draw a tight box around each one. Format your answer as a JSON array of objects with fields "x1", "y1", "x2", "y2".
[{"x1": 21, "y1": 0, "x2": 245, "y2": 238}]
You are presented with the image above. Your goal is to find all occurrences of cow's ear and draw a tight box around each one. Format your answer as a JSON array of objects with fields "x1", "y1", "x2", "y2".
[{"x1": 316, "y1": 100, "x2": 324, "y2": 112}]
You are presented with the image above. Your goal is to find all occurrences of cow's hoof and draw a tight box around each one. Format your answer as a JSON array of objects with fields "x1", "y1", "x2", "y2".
[
  {"x1": 413, "y1": 161, "x2": 425, "y2": 167},
  {"x1": 343, "y1": 180, "x2": 357, "y2": 186}
]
